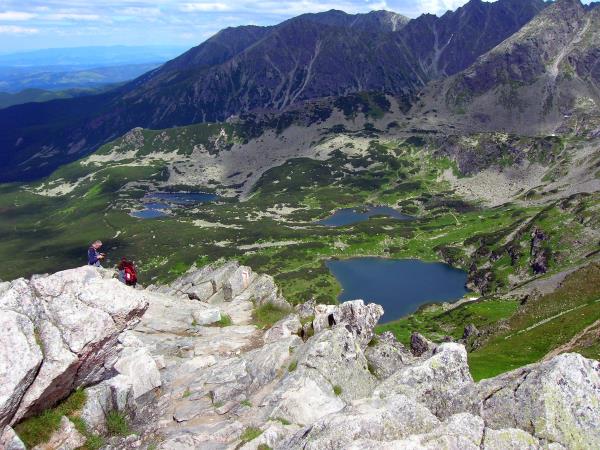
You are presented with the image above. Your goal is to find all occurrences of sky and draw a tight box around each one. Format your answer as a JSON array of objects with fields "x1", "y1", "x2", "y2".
[{"x1": 0, "y1": 0, "x2": 592, "y2": 53}]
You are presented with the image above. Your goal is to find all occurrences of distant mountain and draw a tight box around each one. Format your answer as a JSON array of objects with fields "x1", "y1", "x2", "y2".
[
  {"x1": 417, "y1": 0, "x2": 600, "y2": 135},
  {"x1": 0, "y1": 45, "x2": 187, "y2": 68},
  {"x1": 0, "y1": 0, "x2": 547, "y2": 182},
  {"x1": 0, "y1": 87, "x2": 109, "y2": 109},
  {"x1": 0, "y1": 63, "x2": 160, "y2": 93}
]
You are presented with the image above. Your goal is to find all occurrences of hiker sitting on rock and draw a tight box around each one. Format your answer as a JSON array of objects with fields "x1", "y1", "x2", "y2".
[
  {"x1": 88, "y1": 240, "x2": 105, "y2": 267},
  {"x1": 117, "y1": 257, "x2": 138, "y2": 287}
]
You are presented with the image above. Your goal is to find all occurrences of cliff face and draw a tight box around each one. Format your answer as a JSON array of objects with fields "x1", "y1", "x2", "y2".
[
  {"x1": 1, "y1": 262, "x2": 599, "y2": 449},
  {"x1": 0, "y1": 266, "x2": 150, "y2": 429}
]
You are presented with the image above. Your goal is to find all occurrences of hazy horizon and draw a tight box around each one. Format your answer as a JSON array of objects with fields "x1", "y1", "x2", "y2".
[{"x1": 1, "y1": 0, "x2": 592, "y2": 54}]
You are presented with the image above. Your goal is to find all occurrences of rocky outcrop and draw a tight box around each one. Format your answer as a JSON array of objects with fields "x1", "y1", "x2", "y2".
[
  {"x1": 2, "y1": 261, "x2": 599, "y2": 450},
  {"x1": 477, "y1": 353, "x2": 600, "y2": 449},
  {"x1": 311, "y1": 300, "x2": 384, "y2": 349},
  {"x1": 0, "y1": 266, "x2": 149, "y2": 430},
  {"x1": 410, "y1": 331, "x2": 438, "y2": 357},
  {"x1": 364, "y1": 331, "x2": 413, "y2": 379},
  {"x1": 530, "y1": 227, "x2": 550, "y2": 274}
]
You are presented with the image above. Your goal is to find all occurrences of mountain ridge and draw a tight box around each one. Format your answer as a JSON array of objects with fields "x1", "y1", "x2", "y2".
[{"x1": 0, "y1": 0, "x2": 547, "y2": 182}]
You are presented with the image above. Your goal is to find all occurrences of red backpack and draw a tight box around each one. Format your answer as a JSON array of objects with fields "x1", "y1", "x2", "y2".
[{"x1": 124, "y1": 262, "x2": 137, "y2": 286}]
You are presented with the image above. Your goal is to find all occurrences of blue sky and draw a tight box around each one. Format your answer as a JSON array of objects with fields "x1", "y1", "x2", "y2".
[{"x1": 0, "y1": 0, "x2": 592, "y2": 53}]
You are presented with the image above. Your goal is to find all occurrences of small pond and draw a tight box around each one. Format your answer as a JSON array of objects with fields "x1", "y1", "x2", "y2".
[
  {"x1": 326, "y1": 257, "x2": 470, "y2": 322},
  {"x1": 317, "y1": 206, "x2": 412, "y2": 227},
  {"x1": 131, "y1": 192, "x2": 219, "y2": 219}
]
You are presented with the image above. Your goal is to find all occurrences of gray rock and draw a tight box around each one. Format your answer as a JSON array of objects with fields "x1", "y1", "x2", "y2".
[
  {"x1": 13, "y1": 320, "x2": 78, "y2": 421},
  {"x1": 312, "y1": 300, "x2": 384, "y2": 349},
  {"x1": 280, "y1": 394, "x2": 440, "y2": 449},
  {"x1": 0, "y1": 310, "x2": 43, "y2": 427},
  {"x1": 346, "y1": 413, "x2": 484, "y2": 450},
  {"x1": 234, "y1": 273, "x2": 290, "y2": 310},
  {"x1": 201, "y1": 261, "x2": 241, "y2": 291},
  {"x1": 113, "y1": 346, "x2": 161, "y2": 399},
  {"x1": 482, "y1": 427, "x2": 539, "y2": 450},
  {"x1": 364, "y1": 336, "x2": 413, "y2": 379},
  {"x1": 263, "y1": 315, "x2": 301, "y2": 343},
  {"x1": 294, "y1": 326, "x2": 377, "y2": 402},
  {"x1": 374, "y1": 343, "x2": 474, "y2": 418},
  {"x1": 240, "y1": 421, "x2": 299, "y2": 450},
  {"x1": 5, "y1": 267, "x2": 149, "y2": 422},
  {"x1": 477, "y1": 353, "x2": 600, "y2": 449},
  {"x1": 295, "y1": 299, "x2": 316, "y2": 320},
  {"x1": 463, "y1": 323, "x2": 479, "y2": 340},
  {"x1": 80, "y1": 375, "x2": 135, "y2": 433},
  {"x1": 264, "y1": 369, "x2": 346, "y2": 426},
  {"x1": 243, "y1": 336, "x2": 302, "y2": 389},
  {"x1": 0, "y1": 426, "x2": 26, "y2": 450},
  {"x1": 410, "y1": 331, "x2": 437, "y2": 357},
  {"x1": 187, "y1": 281, "x2": 215, "y2": 301},
  {"x1": 223, "y1": 266, "x2": 255, "y2": 301},
  {"x1": 191, "y1": 307, "x2": 221, "y2": 325}
]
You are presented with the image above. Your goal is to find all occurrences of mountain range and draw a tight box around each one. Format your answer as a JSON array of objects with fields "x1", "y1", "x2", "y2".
[{"x1": 0, "y1": 0, "x2": 550, "y2": 182}]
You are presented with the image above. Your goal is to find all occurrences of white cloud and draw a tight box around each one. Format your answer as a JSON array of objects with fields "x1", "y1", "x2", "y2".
[
  {"x1": 120, "y1": 7, "x2": 162, "y2": 17},
  {"x1": 0, "y1": 25, "x2": 39, "y2": 34},
  {"x1": 416, "y1": 0, "x2": 471, "y2": 16},
  {"x1": 0, "y1": 11, "x2": 36, "y2": 21},
  {"x1": 47, "y1": 13, "x2": 101, "y2": 21},
  {"x1": 181, "y1": 3, "x2": 232, "y2": 12}
]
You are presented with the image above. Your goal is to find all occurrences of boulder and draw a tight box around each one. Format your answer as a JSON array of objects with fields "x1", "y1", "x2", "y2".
[
  {"x1": 264, "y1": 370, "x2": 345, "y2": 426},
  {"x1": 13, "y1": 320, "x2": 79, "y2": 421},
  {"x1": 263, "y1": 315, "x2": 301, "y2": 343},
  {"x1": 234, "y1": 273, "x2": 290, "y2": 309},
  {"x1": 373, "y1": 343, "x2": 474, "y2": 418},
  {"x1": 243, "y1": 336, "x2": 302, "y2": 389},
  {"x1": 0, "y1": 266, "x2": 148, "y2": 424},
  {"x1": 223, "y1": 266, "x2": 255, "y2": 301},
  {"x1": 31, "y1": 416, "x2": 85, "y2": 450},
  {"x1": 482, "y1": 427, "x2": 540, "y2": 449},
  {"x1": 346, "y1": 413, "x2": 484, "y2": 450},
  {"x1": 80, "y1": 375, "x2": 135, "y2": 433},
  {"x1": 364, "y1": 332, "x2": 413, "y2": 379},
  {"x1": 170, "y1": 261, "x2": 238, "y2": 291},
  {"x1": 191, "y1": 307, "x2": 221, "y2": 325},
  {"x1": 410, "y1": 332, "x2": 437, "y2": 357},
  {"x1": 279, "y1": 394, "x2": 440, "y2": 449},
  {"x1": 293, "y1": 326, "x2": 377, "y2": 402},
  {"x1": 113, "y1": 346, "x2": 161, "y2": 399},
  {"x1": 187, "y1": 282, "x2": 215, "y2": 301},
  {"x1": 295, "y1": 299, "x2": 316, "y2": 320},
  {"x1": 477, "y1": 353, "x2": 600, "y2": 449},
  {"x1": 312, "y1": 300, "x2": 384, "y2": 349}
]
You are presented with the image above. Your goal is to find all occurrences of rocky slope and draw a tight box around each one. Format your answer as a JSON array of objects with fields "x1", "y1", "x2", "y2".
[
  {"x1": 416, "y1": 0, "x2": 600, "y2": 135},
  {"x1": 1, "y1": 262, "x2": 598, "y2": 449},
  {"x1": 0, "y1": 0, "x2": 546, "y2": 182}
]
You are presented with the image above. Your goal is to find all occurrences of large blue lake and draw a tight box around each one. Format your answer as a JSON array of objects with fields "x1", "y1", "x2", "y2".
[
  {"x1": 131, "y1": 192, "x2": 218, "y2": 219},
  {"x1": 326, "y1": 257, "x2": 470, "y2": 322},
  {"x1": 317, "y1": 206, "x2": 412, "y2": 227}
]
